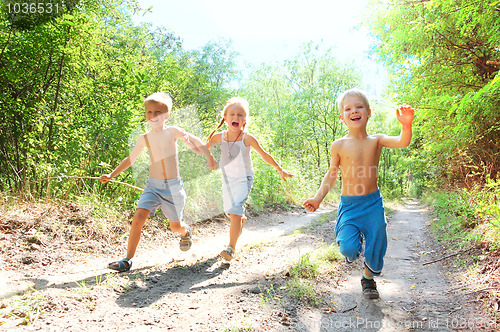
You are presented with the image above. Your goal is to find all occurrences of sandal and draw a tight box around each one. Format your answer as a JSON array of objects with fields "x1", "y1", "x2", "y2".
[
  {"x1": 108, "y1": 258, "x2": 132, "y2": 272},
  {"x1": 361, "y1": 277, "x2": 379, "y2": 299},
  {"x1": 179, "y1": 227, "x2": 192, "y2": 252},
  {"x1": 220, "y1": 246, "x2": 235, "y2": 261}
]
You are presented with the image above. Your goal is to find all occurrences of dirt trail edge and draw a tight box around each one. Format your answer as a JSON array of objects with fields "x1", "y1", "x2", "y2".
[
  {"x1": 297, "y1": 199, "x2": 492, "y2": 332},
  {"x1": 2, "y1": 200, "x2": 492, "y2": 331}
]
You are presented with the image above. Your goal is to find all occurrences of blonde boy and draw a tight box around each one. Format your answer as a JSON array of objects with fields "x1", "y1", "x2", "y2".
[
  {"x1": 303, "y1": 88, "x2": 414, "y2": 299},
  {"x1": 100, "y1": 92, "x2": 216, "y2": 272}
]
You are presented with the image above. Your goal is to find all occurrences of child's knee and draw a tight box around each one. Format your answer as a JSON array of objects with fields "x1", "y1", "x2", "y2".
[{"x1": 338, "y1": 241, "x2": 361, "y2": 261}]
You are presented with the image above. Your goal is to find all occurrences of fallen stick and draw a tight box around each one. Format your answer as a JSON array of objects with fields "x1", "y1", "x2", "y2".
[
  {"x1": 36, "y1": 176, "x2": 143, "y2": 191},
  {"x1": 464, "y1": 287, "x2": 499, "y2": 296},
  {"x1": 422, "y1": 248, "x2": 473, "y2": 266}
]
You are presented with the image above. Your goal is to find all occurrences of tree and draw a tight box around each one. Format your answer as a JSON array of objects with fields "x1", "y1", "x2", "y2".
[{"x1": 368, "y1": 0, "x2": 500, "y2": 187}]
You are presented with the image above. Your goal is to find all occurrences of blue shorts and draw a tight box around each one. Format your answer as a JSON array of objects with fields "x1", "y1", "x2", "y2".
[
  {"x1": 335, "y1": 189, "x2": 387, "y2": 276},
  {"x1": 222, "y1": 175, "x2": 253, "y2": 216},
  {"x1": 137, "y1": 177, "x2": 186, "y2": 222}
]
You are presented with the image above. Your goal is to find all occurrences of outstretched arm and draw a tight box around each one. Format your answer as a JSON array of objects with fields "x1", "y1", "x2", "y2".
[
  {"x1": 379, "y1": 104, "x2": 414, "y2": 148},
  {"x1": 247, "y1": 134, "x2": 293, "y2": 181},
  {"x1": 177, "y1": 128, "x2": 217, "y2": 170},
  {"x1": 303, "y1": 144, "x2": 340, "y2": 212},
  {"x1": 100, "y1": 135, "x2": 145, "y2": 182}
]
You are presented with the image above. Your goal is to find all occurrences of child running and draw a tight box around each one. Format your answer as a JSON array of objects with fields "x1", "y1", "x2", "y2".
[
  {"x1": 100, "y1": 92, "x2": 216, "y2": 272},
  {"x1": 206, "y1": 97, "x2": 293, "y2": 261},
  {"x1": 303, "y1": 88, "x2": 414, "y2": 299}
]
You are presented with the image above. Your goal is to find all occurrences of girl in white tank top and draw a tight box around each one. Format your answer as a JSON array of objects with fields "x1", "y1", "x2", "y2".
[{"x1": 206, "y1": 97, "x2": 293, "y2": 261}]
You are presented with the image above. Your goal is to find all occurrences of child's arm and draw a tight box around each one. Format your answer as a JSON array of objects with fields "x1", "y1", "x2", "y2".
[
  {"x1": 379, "y1": 104, "x2": 414, "y2": 148},
  {"x1": 303, "y1": 143, "x2": 340, "y2": 212},
  {"x1": 206, "y1": 133, "x2": 222, "y2": 150},
  {"x1": 99, "y1": 135, "x2": 146, "y2": 183},
  {"x1": 246, "y1": 134, "x2": 293, "y2": 181},
  {"x1": 173, "y1": 127, "x2": 217, "y2": 170}
]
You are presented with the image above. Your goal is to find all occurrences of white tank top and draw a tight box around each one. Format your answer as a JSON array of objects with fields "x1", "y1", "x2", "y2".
[{"x1": 220, "y1": 131, "x2": 255, "y2": 178}]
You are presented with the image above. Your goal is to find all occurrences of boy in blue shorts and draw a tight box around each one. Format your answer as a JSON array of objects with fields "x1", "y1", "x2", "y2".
[
  {"x1": 303, "y1": 88, "x2": 414, "y2": 299},
  {"x1": 100, "y1": 92, "x2": 216, "y2": 272}
]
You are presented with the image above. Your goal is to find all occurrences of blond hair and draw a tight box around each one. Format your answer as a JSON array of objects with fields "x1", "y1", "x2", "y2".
[
  {"x1": 207, "y1": 97, "x2": 250, "y2": 143},
  {"x1": 143, "y1": 92, "x2": 172, "y2": 113},
  {"x1": 336, "y1": 88, "x2": 371, "y2": 113}
]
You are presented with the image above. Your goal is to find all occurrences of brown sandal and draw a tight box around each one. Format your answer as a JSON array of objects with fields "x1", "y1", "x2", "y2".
[{"x1": 179, "y1": 227, "x2": 192, "y2": 251}]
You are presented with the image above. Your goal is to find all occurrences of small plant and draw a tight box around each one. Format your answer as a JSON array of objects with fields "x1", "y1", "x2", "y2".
[
  {"x1": 297, "y1": 211, "x2": 337, "y2": 234},
  {"x1": 287, "y1": 278, "x2": 320, "y2": 306},
  {"x1": 288, "y1": 253, "x2": 319, "y2": 279},
  {"x1": 259, "y1": 283, "x2": 282, "y2": 305},
  {"x1": 282, "y1": 244, "x2": 342, "y2": 306},
  {"x1": 0, "y1": 288, "x2": 45, "y2": 326},
  {"x1": 221, "y1": 323, "x2": 253, "y2": 332}
]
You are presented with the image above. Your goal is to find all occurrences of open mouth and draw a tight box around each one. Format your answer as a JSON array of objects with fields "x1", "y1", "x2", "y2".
[
  {"x1": 231, "y1": 121, "x2": 239, "y2": 127},
  {"x1": 350, "y1": 116, "x2": 361, "y2": 122}
]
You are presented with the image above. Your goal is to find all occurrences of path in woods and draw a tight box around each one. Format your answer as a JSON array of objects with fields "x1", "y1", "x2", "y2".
[{"x1": 1, "y1": 199, "x2": 493, "y2": 331}]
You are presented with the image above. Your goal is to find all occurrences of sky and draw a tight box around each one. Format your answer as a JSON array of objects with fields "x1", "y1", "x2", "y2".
[{"x1": 133, "y1": 0, "x2": 386, "y2": 95}]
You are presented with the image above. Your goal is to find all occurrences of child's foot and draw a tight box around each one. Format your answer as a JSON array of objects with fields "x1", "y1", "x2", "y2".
[
  {"x1": 361, "y1": 277, "x2": 379, "y2": 299},
  {"x1": 220, "y1": 246, "x2": 235, "y2": 261},
  {"x1": 108, "y1": 258, "x2": 132, "y2": 272},
  {"x1": 179, "y1": 227, "x2": 192, "y2": 251}
]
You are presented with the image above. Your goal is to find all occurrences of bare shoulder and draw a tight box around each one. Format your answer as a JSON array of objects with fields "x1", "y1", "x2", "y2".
[
  {"x1": 370, "y1": 133, "x2": 386, "y2": 139},
  {"x1": 370, "y1": 133, "x2": 388, "y2": 145},
  {"x1": 332, "y1": 135, "x2": 350, "y2": 149},
  {"x1": 244, "y1": 132, "x2": 259, "y2": 147},
  {"x1": 209, "y1": 132, "x2": 223, "y2": 143},
  {"x1": 136, "y1": 133, "x2": 147, "y2": 143},
  {"x1": 244, "y1": 132, "x2": 257, "y2": 142}
]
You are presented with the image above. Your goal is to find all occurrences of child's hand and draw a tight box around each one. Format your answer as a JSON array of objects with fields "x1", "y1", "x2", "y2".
[
  {"x1": 396, "y1": 104, "x2": 414, "y2": 127},
  {"x1": 278, "y1": 169, "x2": 293, "y2": 182},
  {"x1": 303, "y1": 198, "x2": 320, "y2": 212},
  {"x1": 99, "y1": 174, "x2": 112, "y2": 183}
]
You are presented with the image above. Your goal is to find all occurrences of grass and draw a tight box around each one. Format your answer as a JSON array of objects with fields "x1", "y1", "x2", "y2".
[
  {"x1": 285, "y1": 244, "x2": 343, "y2": 305},
  {"x1": 422, "y1": 185, "x2": 500, "y2": 324},
  {"x1": 294, "y1": 210, "x2": 337, "y2": 235},
  {"x1": 0, "y1": 288, "x2": 45, "y2": 327}
]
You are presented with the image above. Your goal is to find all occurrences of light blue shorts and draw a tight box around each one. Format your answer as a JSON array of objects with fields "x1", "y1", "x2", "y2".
[
  {"x1": 222, "y1": 175, "x2": 253, "y2": 216},
  {"x1": 335, "y1": 189, "x2": 387, "y2": 276},
  {"x1": 137, "y1": 176, "x2": 186, "y2": 222}
]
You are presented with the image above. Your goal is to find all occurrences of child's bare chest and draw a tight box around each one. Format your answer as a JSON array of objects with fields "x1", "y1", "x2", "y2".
[
  {"x1": 145, "y1": 130, "x2": 177, "y2": 161},
  {"x1": 339, "y1": 138, "x2": 381, "y2": 167}
]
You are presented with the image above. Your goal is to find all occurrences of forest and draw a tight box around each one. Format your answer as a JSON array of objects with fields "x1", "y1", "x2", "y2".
[{"x1": 0, "y1": 0, "x2": 499, "y2": 327}]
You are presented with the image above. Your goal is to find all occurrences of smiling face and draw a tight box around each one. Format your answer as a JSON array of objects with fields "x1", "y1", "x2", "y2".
[
  {"x1": 224, "y1": 104, "x2": 247, "y2": 131},
  {"x1": 145, "y1": 101, "x2": 169, "y2": 128},
  {"x1": 340, "y1": 95, "x2": 371, "y2": 128}
]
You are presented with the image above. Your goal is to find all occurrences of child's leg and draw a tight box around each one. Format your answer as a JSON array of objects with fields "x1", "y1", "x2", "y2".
[
  {"x1": 362, "y1": 214, "x2": 387, "y2": 276},
  {"x1": 126, "y1": 208, "x2": 151, "y2": 259},
  {"x1": 336, "y1": 224, "x2": 363, "y2": 263},
  {"x1": 228, "y1": 213, "x2": 243, "y2": 249},
  {"x1": 169, "y1": 221, "x2": 190, "y2": 237}
]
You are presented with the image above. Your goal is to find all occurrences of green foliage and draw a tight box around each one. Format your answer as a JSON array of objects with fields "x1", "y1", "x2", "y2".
[
  {"x1": 368, "y1": 0, "x2": 500, "y2": 188},
  {"x1": 0, "y1": 288, "x2": 44, "y2": 326},
  {"x1": 240, "y1": 43, "x2": 368, "y2": 204},
  {"x1": 425, "y1": 178, "x2": 500, "y2": 247},
  {"x1": 284, "y1": 244, "x2": 342, "y2": 306},
  {"x1": 0, "y1": 1, "x2": 421, "y2": 220},
  {"x1": 0, "y1": 1, "x2": 237, "y2": 214},
  {"x1": 288, "y1": 252, "x2": 320, "y2": 279}
]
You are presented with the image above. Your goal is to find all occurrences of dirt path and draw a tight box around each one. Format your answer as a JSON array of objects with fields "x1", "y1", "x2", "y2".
[
  {"x1": 1, "y1": 200, "x2": 491, "y2": 331},
  {"x1": 296, "y1": 199, "x2": 489, "y2": 332}
]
